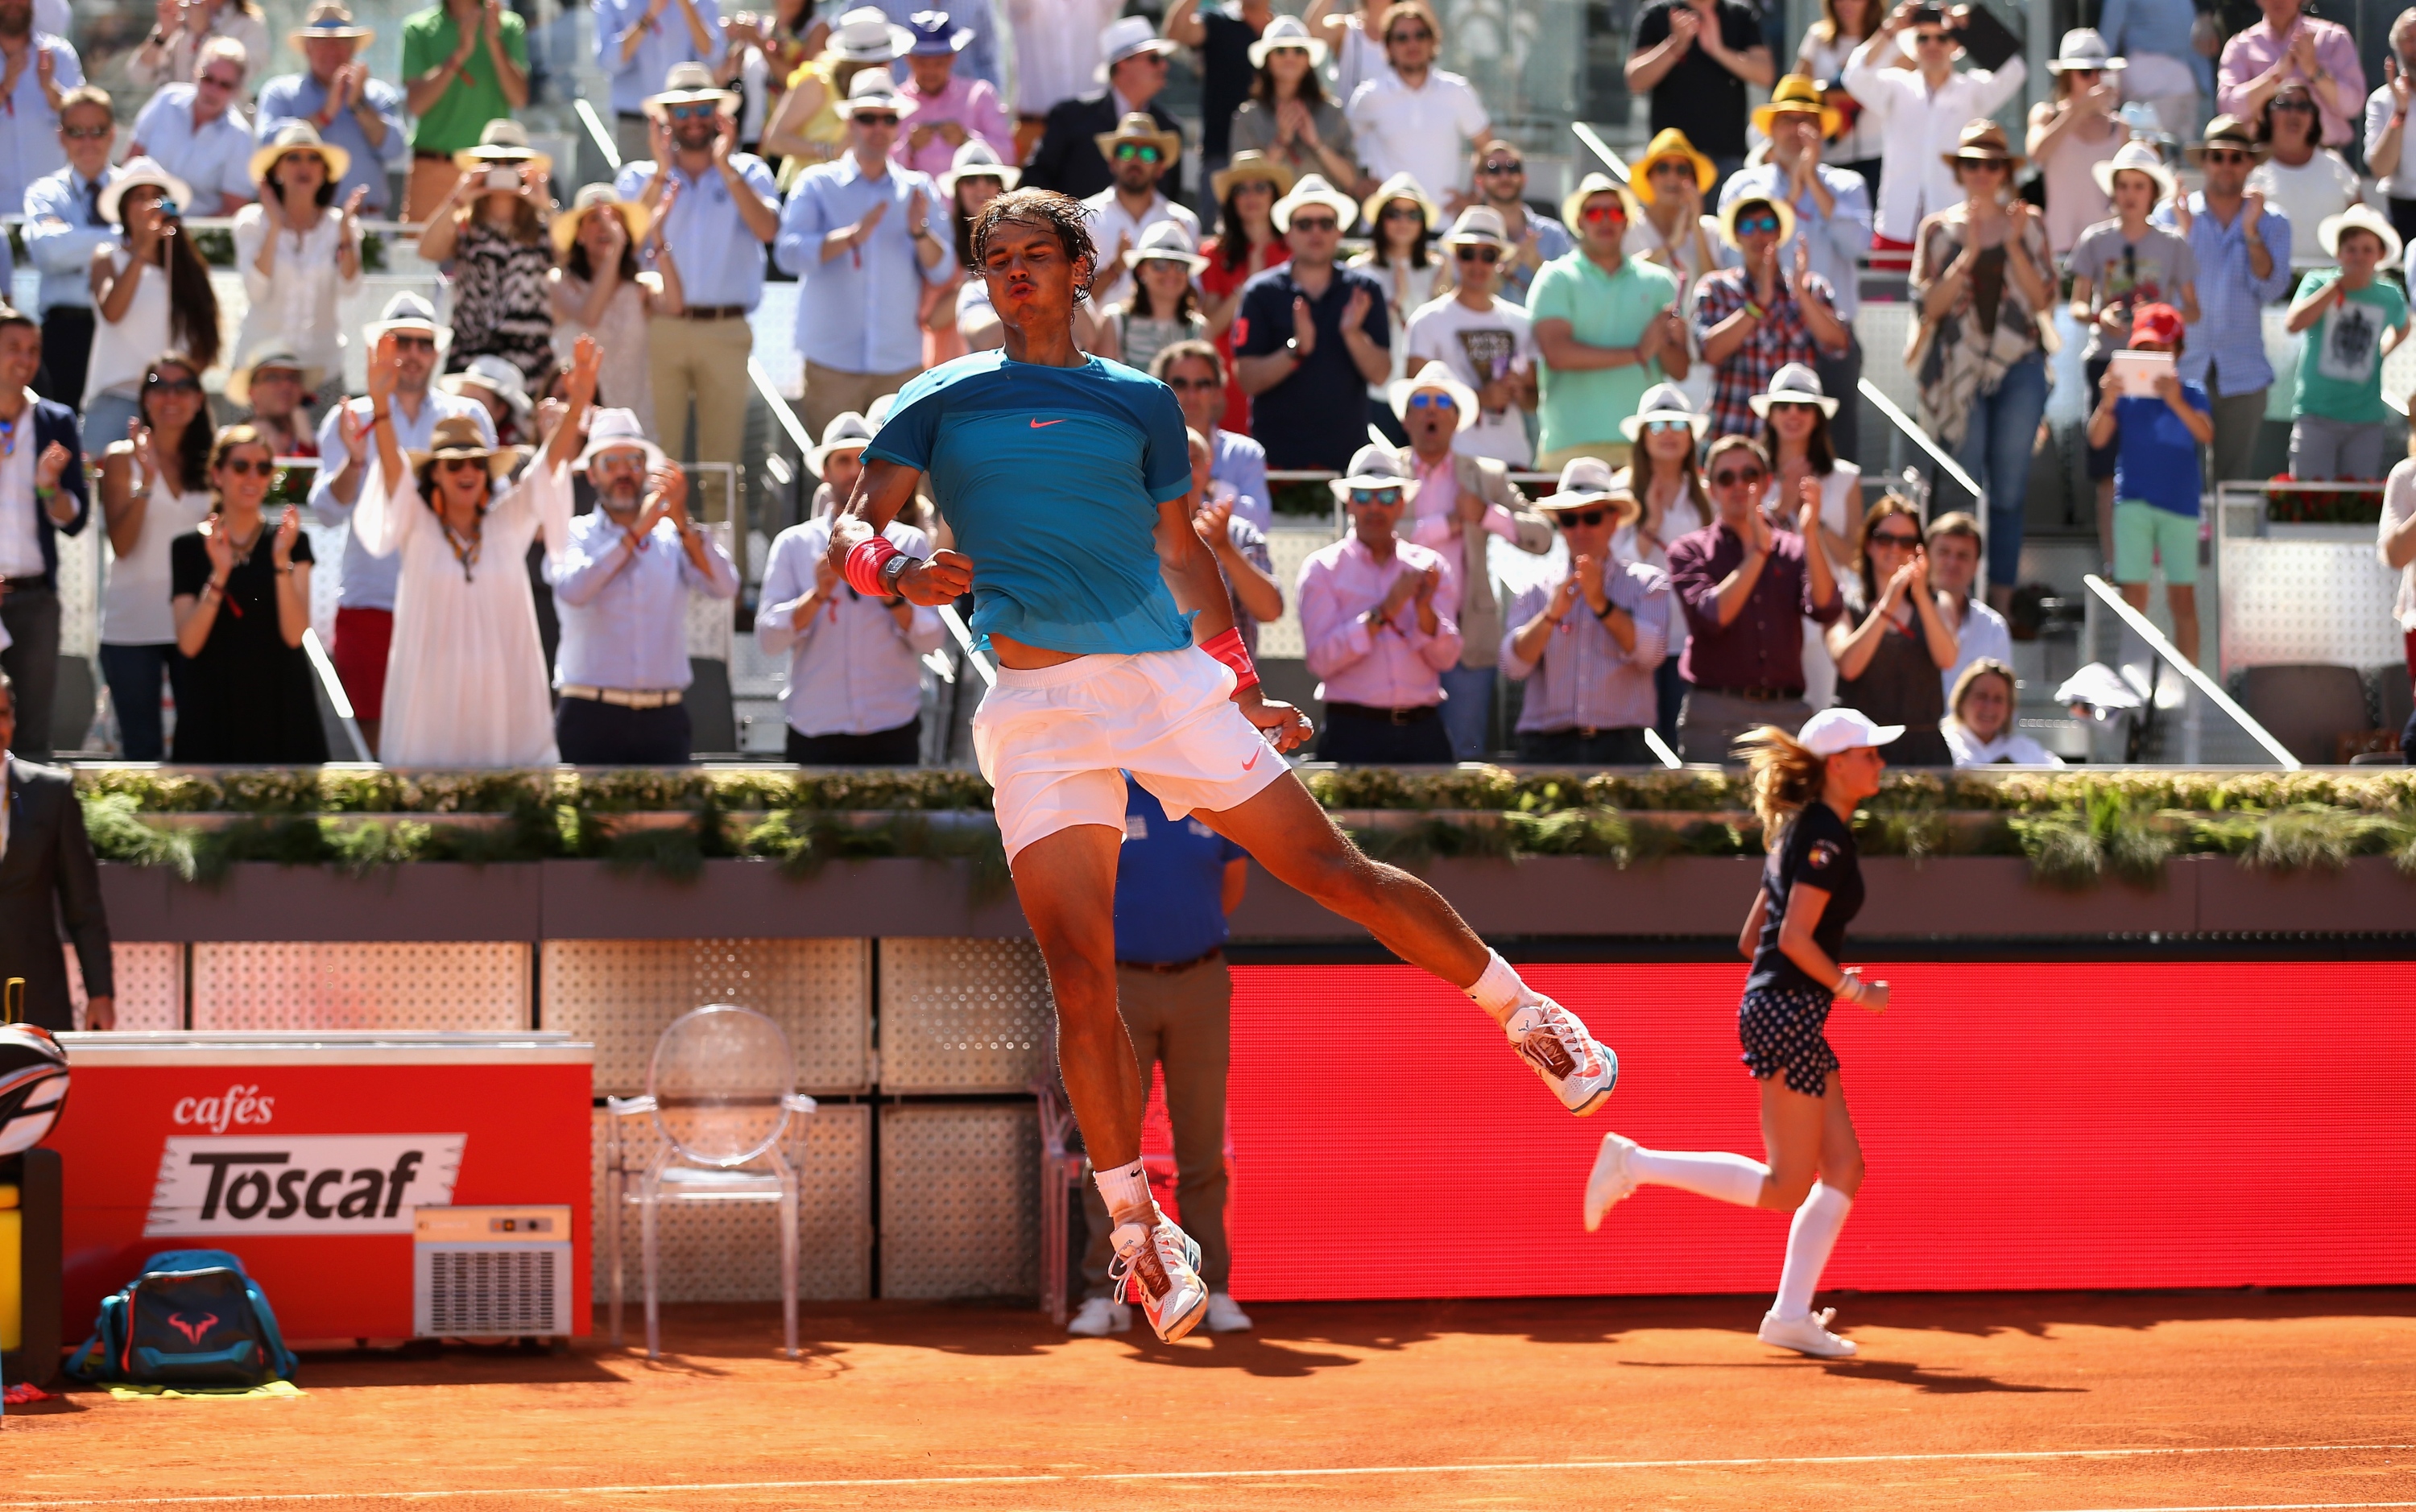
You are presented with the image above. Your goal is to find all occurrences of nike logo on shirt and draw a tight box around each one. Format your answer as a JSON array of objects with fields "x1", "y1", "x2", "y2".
[{"x1": 1030, "y1": 418, "x2": 1065, "y2": 428}]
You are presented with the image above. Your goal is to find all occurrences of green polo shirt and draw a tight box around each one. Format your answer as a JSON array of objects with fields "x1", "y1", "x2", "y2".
[
  {"x1": 401, "y1": 4, "x2": 530, "y2": 155},
  {"x1": 1527, "y1": 250, "x2": 1680, "y2": 456}
]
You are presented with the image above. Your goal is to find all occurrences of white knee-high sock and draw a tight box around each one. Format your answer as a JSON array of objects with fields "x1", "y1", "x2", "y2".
[
  {"x1": 1773, "y1": 1182, "x2": 1854, "y2": 1320},
  {"x1": 1627, "y1": 1147, "x2": 1769, "y2": 1208}
]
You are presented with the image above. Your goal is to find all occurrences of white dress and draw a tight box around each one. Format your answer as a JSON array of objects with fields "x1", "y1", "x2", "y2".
[
  {"x1": 354, "y1": 456, "x2": 573, "y2": 767},
  {"x1": 232, "y1": 206, "x2": 361, "y2": 383}
]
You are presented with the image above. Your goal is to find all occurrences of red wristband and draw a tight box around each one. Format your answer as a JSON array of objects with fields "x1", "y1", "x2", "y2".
[
  {"x1": 843, "y1": 535, "x2": 901, "y2": 597},
  {"x1": 1201, "y1": 626, "x2": 1259, "y2": 692}
]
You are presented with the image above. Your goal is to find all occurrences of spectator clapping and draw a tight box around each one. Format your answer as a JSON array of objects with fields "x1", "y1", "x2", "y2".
[
  {"x1": 1232, "y1": 174, "x2": 1390, "y2": 471},
  {"x1": 130, "y1": 0, "x2": 268, "y2": 100},
  {"x1": 1297, "y1": 444, "x2": 1461, "y2": 763},
  {"x1": 0, "y1": 0, "x2": 83, "y2": 223},
  {"x1": 255, "y1": 2, "x2": 406, "y2": 216},
  {"x1": 1624, "y1": 0, "x2": 1772, "y2": 183},
  {"x1": 2025, "y1": 30, "x2": 2124, "y2": 261},
  {"x1": 1226, "y1": 17, "x2": 1362, "y2": 199},
  {"x1": 0, "y1": 307, "x2": 90, "y2": 764},
  {"x1": 2217, "y1": 0, "x2": 2362, "y2": 149},
  {"x1": 233, "y1": 122, "x2": 364, "y2": 414},
  {"x1": 893, "y1": 10, "x2": 1008, "y2": 180},
  {"x1": 550, "y1": 184, "x2": 680, "y2": 435},
  {"x1": 1529, "y1": 175, "x2": 1687, "y2": 470},
  {"x1": 97, "y1": 356, "x2": 214, "y2": 763},
  {"x1": 1345, "y1": 3, "x2": 1487, "y2": 213},
  {"x1": 128, "y1": 37, "x2": 258, "y2": 216},
  {"x1": 1500, "y1": 459, "x2": 1670, "y2": 765},
  {"x1": 1825, "y1": 496, "x2": 1954, "y2": 766},
  {"x1": 1690, "y1": 194, "x2": 1850, "y2": 440},
  {"x1": 400, "y1": 0, "x2": 531, "y2": 223},
  {"x1": 2248, "y1": 81, "x2": 2361, "y2": 266}
]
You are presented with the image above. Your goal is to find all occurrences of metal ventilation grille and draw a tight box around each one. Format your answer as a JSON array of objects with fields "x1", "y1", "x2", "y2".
[{"x1": 421, "y1": 1248, "x2": 563, "y2": 1336}]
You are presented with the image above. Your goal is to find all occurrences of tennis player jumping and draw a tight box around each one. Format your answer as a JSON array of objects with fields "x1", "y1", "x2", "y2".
[{"x1": 826, "y1": 188, "x2": 1618, "y2": 1343}]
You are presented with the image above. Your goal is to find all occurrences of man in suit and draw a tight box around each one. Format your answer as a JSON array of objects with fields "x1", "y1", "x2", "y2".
[
  {"x1": 1020, "y1": 15, "x2": 1184, "y2": 204},
  {"x1": 1388, "y1": 366, "x2": 1553, "y2": 759},
  {"x1": 0, "y1": 305, "x2": 93, "y2": 763},
  {"x1": 0, "y1": 667, "x2": 114, "y2": 1032}
]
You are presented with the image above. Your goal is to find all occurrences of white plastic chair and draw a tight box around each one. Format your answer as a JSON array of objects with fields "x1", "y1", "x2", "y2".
[{"x1": 605, "y1": 1005, "x2": 817, "y2": 1359}]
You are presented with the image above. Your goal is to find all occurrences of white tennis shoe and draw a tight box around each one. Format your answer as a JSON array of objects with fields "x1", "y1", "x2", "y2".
[
  {"x1": 1583, "y1": 1132, "x2": 1640, "y2": 1232},
  {"x1": 1203, "y1": 1292, "x2": 1254, "y2": 1332},
  {"x1": 1065, "y1": 1297, "x2": 1131, "y2": 1336},
  {"x1": 1110, "y1": 1218, "x2": 1209, "y2": 1342},
  {"x1": 1505, "y1": 996, "x2": 1618, "y2": 1115},
  {"x1": 1759, "y1": 1308, "x2": 1857, "y2": 1357}
]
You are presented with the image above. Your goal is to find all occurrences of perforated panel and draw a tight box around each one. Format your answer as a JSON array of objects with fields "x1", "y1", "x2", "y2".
[
  {"x1": 1853, "y1": 304, "x2": 1921, "y2": 419},
  {"x1": 192, "y1": 943, "x2": 529, "y2": 1031},
  {"x1": 593, "y1": 1102, "x2": 871, "y2": 1303},
  {"x1": 54, "y1": 525, "x2": 100, "y2": 663},
  {"x1": 879, "y1": 1102, "x2": 1037, "y2": 1301},
  {"x1": 2219, "y1": 538, "x2": 2402, "y2": 675},
  {"x1": 63, "y1": 943, "x2": 184, "y2": 1031},
  {"x1": 1260, "y1": 526, "x2": 1338, "y2": 660},
  {"x1": 542, "y1": 940, "x2": 870, "y2": 1096},
  {"x1": 876, "y1": 940, "x2": 1053, "y2": 1094}
]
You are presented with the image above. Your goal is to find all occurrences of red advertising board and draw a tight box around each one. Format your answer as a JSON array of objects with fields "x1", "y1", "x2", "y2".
[
  {"x1": 46, "y1": 1034, "x2": 592, "y2": 1341},
  {"x1": 1223, "y1": 961, "x2": 2416, "y2": 1300}
]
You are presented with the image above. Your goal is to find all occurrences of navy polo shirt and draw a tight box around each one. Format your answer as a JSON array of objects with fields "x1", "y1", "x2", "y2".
[
  {"x1": 1112, "y1": 776, "x2": 1247, "y2": 965},
  {"x1": 1231, "y1": 261, "x2": 1391, "y2": 471}
]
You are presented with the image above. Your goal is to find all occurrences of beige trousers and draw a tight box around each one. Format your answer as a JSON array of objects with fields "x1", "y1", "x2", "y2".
[
  {"x1": 648, "y1": 314, "x2": 757, "y2": 537},
  {"x1": 804, "y1": 361, "x2": 921, "y2": 444}
]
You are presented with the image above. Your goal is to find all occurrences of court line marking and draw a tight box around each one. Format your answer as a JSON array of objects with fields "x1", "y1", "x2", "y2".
[{"x1": 2, "y1": 1441, "x2": 2406, "y2": 1506}]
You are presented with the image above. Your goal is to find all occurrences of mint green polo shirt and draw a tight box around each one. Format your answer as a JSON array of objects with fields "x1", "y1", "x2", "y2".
[
  {"x1": 401, "y1": 5, "x2": 530, "y2": 155},
  {"x1": 1526, "y1": 250, "x2": 1681, "y2": 456}
]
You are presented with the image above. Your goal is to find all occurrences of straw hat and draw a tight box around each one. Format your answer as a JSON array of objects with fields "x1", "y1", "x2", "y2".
[
  {"x1": 825, "y1": 5, "x2": 914, "y2": 63},
  {"x1": 1124, "y1": 219, "x2": 1209, "y2": 273},
  {"x1": 1388, "y1": 368, "x2": 1479, "y2": 432},
  {"x1": 2320, "y1": 202, "x2": 2403, "y2": 264},
  {"x1": 572, "y1": 407, "x2": 668, "y2": 473},
  {"x1": 1751, "y1": 74, "x2": 1844, "y2": 140},
  {"x1": 551, "y1": 183, "x2": 650, "y2": 261},
  {"x1": 249, "y1": 119, "x2": 350, "y2": 192},
  {"x1": 938, "y1": 138, "x2": 1020, "y2": 196},
  {"x1": 2091, "y1": 138, "x2": 2178, "y2": 203},
  {"x1": 2184, "y1": 114, "x2": 2269, "y2": 165},
  {"x1": 452, "y1": 118, "x2": 553, "y2": 177},
  {"x1": 1620, "y1": 381, "x2": 1709, "y2": 442},
  {"x1": 1533, "y1": 455, "x2": 1640, "y2": 528},
  {"x1": 1094, "y1": 110, "x2": 1182, "y2": 168},
  {"x1": 404, "y1": 413, "x2": 526, "y2": 479},
  {"x1": 96, "y1": 158, "x2": 192, "y2": 225},
  {"x1": 1096, "y1": 15, "x2": 1177, "y2": 84},
  {"x1": 1328, "y1": 444, "x2": 1419, "y2": 502},
  {"x1": 1211, "y1": 149, "x2": 1294, "y2": 203},
  {"x1": 288, "y1": 1, "x2": 373, "y2": 55},
  {"x1": 2046, "y1": 28, "x2": 2125, "y2": 72},
  {"x1": 1628, "y1": 128, "x2": 1715, "y2": 204},
  {"x1": 225, "y1": 343, "x2": 318, "y2": 410},
  {"x1": 1359, "y1": 170, "x2": 1441, "y2": 238},
  {"x1": 1940, "y1": 118, "x2": 2023, "y2": 171},
  {"x1": 1247, "y1": 14, "x2": 1329, "y2": 68},
  {"x1": 362, "y1": 289, "x2": 446, "y2": 345},
  {"x1": 644, "y1": 60, "x2": 742, "y2": 120},
  {"x1": 1747, "y1": 362, "x2": 1839, "y2": 419},
  {"x1": 1272, "y1": 172, "x2": 1359, "y2": 233},
  {"x1": 1561, "y1": 171, "x2": 1640, "y2": 233},
  {"x1": 809, "y1": 411, "x2": 875, "y2": 475},
  {"x1": 1717, "y1": 192, "x2": 1796, "y2": 250},
  {"x1": 1441, "y1": 204, "x2": 1508, "y2": 246},
  {"x1": 905, "y1": 10, "x2": 973, "y2": 56}
]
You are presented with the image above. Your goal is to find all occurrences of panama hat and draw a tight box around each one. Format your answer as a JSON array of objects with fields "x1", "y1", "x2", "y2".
[
  {"x1": 224, "y1": 343, "x2": 319, "y2": 410},
  {"x1": 405, "y1": 414, "x2": 527, "y2": 480},
  {"x1": 1247, "y1": 14, "x2": 1329, "y2": 68},
  {"x1": 439, "y1": 354, "x2": 533, "y2": 419},
  {"x1": 844, "y1": 68, "x2": 905, "y2": 115},
  {"x1": 826, "y1": 5, "x2": 914, "y2": 63},
  {"x1": 1388, "y1": 368, "x2": 1479, "y2": 432},
  {"x1": 1620, "y1": 381, "x2": 1709, "y2": 442},
  {"x1": 572, "y1": 407, "x2": 668, "y2": 473},
  {"x1": 2320, "y1": 202, "x2": 2403, "y2": 264},
  {"x1": 1752, "y1": 74, "x2": 1844, "y2": 140},
  {"x1": 288, "y1": 1, "x2": 372, "y2": 55},
  {"x1": 644, "y1": 60, "x2": 742, "y2": 119},
  {"x1": 96, "y1": 158, "x2": 193, "y2": 225},
  {"x1": 551, "y1": 183, "x2": 651, "y2": 261},
  {"x1": 453, "y1": 118, "x2": 553, "y2": 177},
  {"x1": 1561, "y1": 171, "x2": 1640, "y2": 233},
  {"x1": 905, "y1": 10, "x2": 973, "y2": 55},
  {"x1": 362, "y1": 289, "x2": 447, "y2": 346},
  {"x1": 808, "y1": 411, "x2": 876, "y2": 475},
  {"x1": 2185, "y1": 114, "x2": 2268, "y2": 164},
  {"x1": 1272, "y1": 171, "x2": 1359, "y2": 233},
  {"x1": 1799, "y1": 706, "x2": 1902, "y2": 754},
  {"x1": 1359, "y1": 171, "x2": 1440, "y2": 237},
  {"x1": 1328, "y1": 444, "x2": 1419, "y2": 503},
  {"x1": 249, "y1": 119, "x2": 350, "y2": 192},
  {"x1": 1534, "y1": 455, "x2": 1640, "y2": 527},
  {"x1": 1747, "y1": 362, "x2": 1839, "y2": 419},
  {"x1": 1628, "y1": 127, "x2": 1715, "y2": 204},
  {"x1": 2091, "y1": 138, "x2": 2177, "y2": 203},
  {"x1": 1096, "y1": 15, "x2": 1177, "y2": 84},
  {"x1": 1124, "y1": 219, "x2": 1209, "y2": 273},
  {"x1": 1211, "y1": 149, "x2": 1294, "y2": 203},
  {"x1": 1940, "y1": 118, "x2": 2023, "y2": 171},
  {"x1": 1718, "y1": 192, "x2": 1796, "y2": 250},
  {"x1": 1094, "y1": 110, "x2": 1182, "y2": 167},
  {"x1": 938, "y1": 138, "x2": 1020, "y2": 196},
  {"x1": 2046, "y1": 27, "x2": 2125, "y2": 72},
  {"x1": 1441, "y1": 204, "x2": 1508, "y2": 246}
]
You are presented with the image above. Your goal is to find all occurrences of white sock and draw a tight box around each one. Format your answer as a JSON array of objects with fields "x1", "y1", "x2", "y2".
[
  {"x1": 1628, "y1": 1147, "x2": 1770, "y2": 1208},
  {"x1": 1466, "y1": 949, "x2": 1526, "y2": 1023},
  {"x1": 1773, "y1": 1182, "x2": 1854, "y2": 1321},
  {"x1": 1093, "y1": 1159, "x2": 1153, "y2": 1225}
]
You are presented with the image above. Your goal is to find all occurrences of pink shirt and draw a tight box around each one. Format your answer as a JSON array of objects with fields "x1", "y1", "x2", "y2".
[
  {"x1": 2218, "y1": 14, "x2": 2366, "y2": 147},
  {"x1": 1297, "y1": 533, "x2": 1463, "y2": 708},
  {"x1": 1405, "y1": 451, "x2": 1524, "y2": 555},
  {"x1": 894, "y1": 75, "x2": 1012, "y2": 180}
]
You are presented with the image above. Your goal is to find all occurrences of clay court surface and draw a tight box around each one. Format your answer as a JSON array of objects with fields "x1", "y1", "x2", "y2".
[{"x1": 4, "y1": 1290, "x2": 2412, "y2": 1511}]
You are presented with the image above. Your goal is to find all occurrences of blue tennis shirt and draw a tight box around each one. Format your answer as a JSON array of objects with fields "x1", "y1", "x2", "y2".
[{"x1": 865, "y1": 352, "x2": 1198, "y2": 655}]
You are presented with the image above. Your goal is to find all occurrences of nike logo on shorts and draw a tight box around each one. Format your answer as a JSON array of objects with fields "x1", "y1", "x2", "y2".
[
  {"x1": 1243, "y1": 749, "x2": 1261, "y2": 771},
  {"x1": 1030, "y1": 418, "x2": 1065, "y2": 428}
]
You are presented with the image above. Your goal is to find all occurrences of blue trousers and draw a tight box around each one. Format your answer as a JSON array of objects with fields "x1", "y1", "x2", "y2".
[
  {"x1": 1952, "y1": 353, "x2": 2050, "y2": 589},
  {"x1": 100, "y1": 642, "x2": 188, "y2": 762},
  {"x1": 1438, "y1": 664, "x2": 1494, "y2": 760}
]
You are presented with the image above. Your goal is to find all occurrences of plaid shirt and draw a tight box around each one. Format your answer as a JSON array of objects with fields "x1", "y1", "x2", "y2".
[{"x1": 1689, "y1": 268, "x2": 1839, "y2": 439}]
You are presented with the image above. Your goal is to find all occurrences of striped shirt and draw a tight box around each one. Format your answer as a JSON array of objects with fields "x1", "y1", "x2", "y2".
[{"x1": 2152, "y1": 193, "x2": 2294, "y2": 399}]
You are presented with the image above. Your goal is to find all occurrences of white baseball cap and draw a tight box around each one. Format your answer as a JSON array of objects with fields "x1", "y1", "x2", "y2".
[{"x1": 1798, "y1": 707, "x2": 1902, "y2": 755}]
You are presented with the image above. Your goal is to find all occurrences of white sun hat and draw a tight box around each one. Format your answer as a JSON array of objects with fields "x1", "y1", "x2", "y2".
[
  {"x1": 1387, "y1": 368, "x2": 1478, "y2": 432},
  {"x1": 1798, "y1": 706, "x2": 1904, "y2": 755},
  {"x1": 1327, "y1": 444, "x2": 1419, "y2": 502}
]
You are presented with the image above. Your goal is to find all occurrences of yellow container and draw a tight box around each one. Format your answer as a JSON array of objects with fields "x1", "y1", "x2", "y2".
[{"x1": 0, "y1": 1184, "x2": 19, "y2": 1353}]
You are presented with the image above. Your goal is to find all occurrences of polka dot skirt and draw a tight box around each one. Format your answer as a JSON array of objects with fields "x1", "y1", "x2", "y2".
[{"x1": 1739, "y1": 985, "x2": 1840, "y2": 1097}]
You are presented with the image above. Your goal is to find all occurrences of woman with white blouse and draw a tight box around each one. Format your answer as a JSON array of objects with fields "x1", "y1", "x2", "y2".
[
  {"x1": 1755, "y1": 364, "x2": 1861, "y2": 710},
  {"x1": 347, "y1": 335, "x2": 600, "y2": 767},
  {"x1": 1613, "y1": 382, "x2": 1716, "y2": 747},
  {"x1": 233, "y1": 123, "x2": 363, "y2": 414},
  {"x1": 2250, "y1": 83, "x2": 2364, "y2": 268},
  {"x1": 96, "y1": 355, "x2": 217, "y2": 761},
  {"x1": 549, "y1": 184, "x2": 683, "y2": 434}
]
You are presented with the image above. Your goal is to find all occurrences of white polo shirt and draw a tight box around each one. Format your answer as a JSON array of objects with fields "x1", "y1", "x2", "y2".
[{"x1": 1347, "y1": 68, "x2": 1488, "y2": 208}]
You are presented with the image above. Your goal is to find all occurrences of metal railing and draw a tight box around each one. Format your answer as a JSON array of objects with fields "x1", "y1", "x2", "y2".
[{"x1": 2078, "y1": 573, "x2": 2299, "y2": 768}]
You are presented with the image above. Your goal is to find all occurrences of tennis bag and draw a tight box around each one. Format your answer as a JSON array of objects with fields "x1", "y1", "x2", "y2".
[{"x1": 65, "y1": 1249, "x2": 298, "y2": 1388}]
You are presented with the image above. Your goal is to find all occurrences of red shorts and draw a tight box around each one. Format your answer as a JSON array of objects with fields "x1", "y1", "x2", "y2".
[{"x1": 332, "y1": 606, "x2": 393, "y2": 721}]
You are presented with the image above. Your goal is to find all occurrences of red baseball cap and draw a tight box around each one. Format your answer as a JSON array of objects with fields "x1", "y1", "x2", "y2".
[{"x1": 2130, "y1": 303, "x2": 2185, "y2": 349}]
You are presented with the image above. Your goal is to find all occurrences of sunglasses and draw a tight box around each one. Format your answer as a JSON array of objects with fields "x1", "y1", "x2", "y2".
[
  {"x1": 146, "y1": 374, "x2": 202, "y2": 393},
  {"x1": 1479, "y1": 161, "x2": 1522, "y2": 176},
  {"x1": 666, "y1": 102, "x2": 718, "y2": 119},
  {"x1": 1382, "y1": 204, "x2": 1425, "y2": 221},
  {"x1": 1114, "y1": 143, "x2": 1164, "y2": 163},
  {"x1": 1710, "y1": 465, "x2": 1767, "y2": 487},
  {"x1": 1349, "y1": 488, "x2": 1403, "y2": 506},
  {"x1": 854, "y1": 111, "x2": 900, "y2": 126},
  {"x1": 1648, "y1": 160, "x2": 1694, "y2": 176},
  {"x1": 62, "y1": 124, "x2": 110, "y2": 140},
  {"x1": 1553, "y1": 509, "x2": 1609, "y2": 529},
  {"x1": 1769, "y1": 399, "x2": 1819, "y2": 414},
  {"x1": 1288, "y1": 215, "x2": 1339, "y2": 233},
  {"x1": 1913, "y1": 31, "x2": 1952, "y2": 45},
  {"x1": 2063, "y1": 66, "x2": 2100, "y2": 77},
  {"x1": 2201, "y1": 148, "x2": 2252, "y2": 163},
  {"x1": 1165, "y1": 376, "x2": 1220, "y2": 390},
  {"x1": 1581, "y1": 204, "x2": 1626, "y2": 224},
  {"x1": 1386, "y1": 27, "x2": 1433, "y2": 43},
  {"x1": 437, "y1": 456, "x2": 490, "y2": 473},
  {"x1": 1868, "y1": 530, "x2": 1922, "y2": 548},
  {"x1": 1406, "y1": 392, "x2": 1456, "y2": 410},
  {"x1": 1454, "y1": 246, "x2": 1500, "y2": 264},
  {"x1": 1734, "y1": 213, "x2": 1781, "y2": 236},
  {"x1": 2270, "y1": 97, "x2": 2315, "y2": 111},
  {"x1": 389, "y1": 334, "x2": 436, "y2": 350},
  {"x1": 1644, "y1": 419, "x2": 1694, "y2": 434},
  {"x1": 1958, "y1": 157, "x2": 2009, "y2": 172},
  {"x1": 217, "y1": 456, "x2": 275, "y2": 477}
]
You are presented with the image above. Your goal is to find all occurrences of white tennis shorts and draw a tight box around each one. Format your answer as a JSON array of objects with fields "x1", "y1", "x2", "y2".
[{"x1": 973, "y1": 647, "x2": 1287, "y2": 861}]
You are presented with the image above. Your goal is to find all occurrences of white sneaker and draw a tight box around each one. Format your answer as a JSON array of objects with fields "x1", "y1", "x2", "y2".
[
  {"x1": 1759, "y1": 1307, "x2": 1857, "y2": 1358},
  {"x1": 1065, "y1": 1297, "x2": 1132, "y2": 1336},
  {"x1": 1582, "y1": 1133, "x2": 1640, "y2": 1233},
  {"x1": 1202, "y1": 1292, "x2": 1253, "y2": 1332},
  {"x1": 1109, "y1": 1218, "x2": 1210, "y2": 1342},
  {"x1": 1505, "y1": 996, "x2": 1618, "y2": 1115}
]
